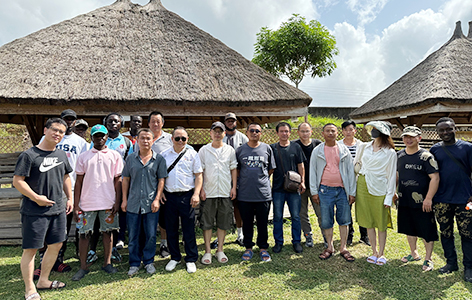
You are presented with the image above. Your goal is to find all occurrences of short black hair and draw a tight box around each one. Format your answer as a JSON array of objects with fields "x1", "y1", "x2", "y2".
[
  {"x1": 172, "y1": 126, "x2": 186, "y2": 136},
  {"x1": 297, "y1": 122, "x2": 312, "y2": 130},
  {"x1": 45, "y1": 118, "x2": 67, "y2": 129},
  {"x1": 247, "y1": 123, "x2": 262, "y2": 130},
  {"x1": 323, "y1": 123, "x2": 337, "y2": 130},
  {"x1": 148, "y1": 111, "x2": 164, "y2": 123},
  {"x1": 137, "y1": 128, "x2": 154, "y2": 138},
  {"x1": 341, "y1": 120, "x2": 356, "y2": 129},
  {"x1": 276, "y1": 122, "x2": 291, "y2": 132},
  {"x1": 435, "y1": 117, "x2": 455, "y2": 127},
  {"x1": 131, "y1": 115, "x2": 143, "y2": 121}
]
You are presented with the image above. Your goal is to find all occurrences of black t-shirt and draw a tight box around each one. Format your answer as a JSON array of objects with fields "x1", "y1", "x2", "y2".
[
  {"x1": 14, "y1": 146, "x2": 72, "y2": 216},
  {"x1": 295, "y1": 139, "x2": 321, "y2": 184},
  {"x1": 397, "y1": 148, "x2": 438, "y2": 208},
  {"x1": 270, "y1": 141, "x2": 306, "y2": 192}
]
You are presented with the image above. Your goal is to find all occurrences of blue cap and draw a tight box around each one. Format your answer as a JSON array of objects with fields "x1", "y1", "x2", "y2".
[{"x1": 90, "y1": 124, "x2": 108, "y2": 136}]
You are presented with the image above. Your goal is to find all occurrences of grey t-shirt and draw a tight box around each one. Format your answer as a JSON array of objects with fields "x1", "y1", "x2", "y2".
[
  {"x1": 236, "y1": 143, "x2": 276, "y2": 202},
  {"x1": 122, "y1": 150, "x2": 168, "y2": 214},
  {"x1": 270, "y1": 141, "x2": 306, "y2": 192},
  {"x1": 14, "y1": 146, "x2": 72, "y2": 216}
]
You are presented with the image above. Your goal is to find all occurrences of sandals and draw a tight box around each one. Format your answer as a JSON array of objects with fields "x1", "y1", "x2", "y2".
[
  {"x1": 215, "y1": 251, "x2": 228, "y2": 263},
  {"x1": 401, "y1": 254, "x2": 421, "y2": 263},
  {"x1": 367, "y1": 255, "x2": 378, "y2": 264},
  {"x1": 376, "y1": 256, "x2": 387, "y2": 266},
  {"x1": 241, "y1": 249, "x2": 253, "y2": 261},
  {"x1": 37, "y1": 280, "x2": 66, "y2": 290},
  {"x1": 423, "y1": 260, "x2": 434, "y2": 271},
  {"x1": 319, "y1": 248, "x2": 334, "y2": 260},
  {"x1": 201, "y1": 253, "x2": 212, "y2": 265},
  {"x1": 259, "y1": 250, "x2": 271, "y2": 262},
  {"x1": 340, "y1": 250, "x2": 355, "y2": 262},
  {"x1": 25, "y1": 293, "x2": 41, "y2": 300}
]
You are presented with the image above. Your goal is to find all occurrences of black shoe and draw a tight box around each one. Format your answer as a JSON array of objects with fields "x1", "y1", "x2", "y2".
[
  {"x1": 347, "y1": 235, "x2": 353, "y2": 246},
  {"x1": 293, "y1": 243, "x2": 303, "y2": 253},
  {"x1": 159, "y1": 245, "x2": 170, "y2": 258},
  {"x1": 272, "y1": 243, "x2": 283, "y2": 253},
  {"x1": 439, "y1": 263, "x2": 459, "y2": 274},
  {"x1": 465, "y1": 268, "x2": 472, "y2": 283},
  {"x1": 210, "y1": 238, "x2": 218, "y2": 250},
  {"x1": 360, "y1": 236, "x2": 371, "y2": 246}
]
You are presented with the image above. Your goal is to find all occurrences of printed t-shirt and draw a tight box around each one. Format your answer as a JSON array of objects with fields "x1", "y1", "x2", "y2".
[{"x1": 14, "y1": 147, "x2": 72, "y2": 216}]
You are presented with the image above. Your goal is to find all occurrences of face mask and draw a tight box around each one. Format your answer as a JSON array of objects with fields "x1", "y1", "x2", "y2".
[{"x1": 371, "y1": 128, "x2": 381, "y2": 138}]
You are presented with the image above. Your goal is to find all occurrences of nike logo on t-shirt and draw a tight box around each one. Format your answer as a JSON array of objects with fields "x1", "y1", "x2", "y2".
[{"x1": 39, "y1": 157, "x2": 63, "y2": 172}]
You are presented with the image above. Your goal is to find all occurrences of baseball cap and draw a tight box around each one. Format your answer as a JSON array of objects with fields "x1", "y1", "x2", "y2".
[
  {"x1": 224, "y1": 112, "x2": 237, "y2": 121},
  {"x1": 90, "y1": 124, "x2": 108, "y2": 136},
  {"x1": 401, "y1": 126, "x2": 421, "y2": 137},
  {"x1": 75, "y1": 119, "x2": 89, "y2": 128},
  {"x1": 60, "y1": 109, "x2": 77, "y2": 120},
  {"x1": 211, "y1": 121, "x2": 226, "y2": 131}
]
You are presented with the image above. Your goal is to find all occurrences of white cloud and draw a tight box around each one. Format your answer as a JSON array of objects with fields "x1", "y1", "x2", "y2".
[{"x1": 346, "y1": 0, "x2": 389, "y2": 27}]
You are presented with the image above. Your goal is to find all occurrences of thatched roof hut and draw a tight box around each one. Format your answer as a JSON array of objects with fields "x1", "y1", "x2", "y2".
[
  {"x1": 0, "y1": 0, "x2": 311, "y2": 143},
  {"x1": 350, "y1": 21, "x2": 472, "y2": 128}
]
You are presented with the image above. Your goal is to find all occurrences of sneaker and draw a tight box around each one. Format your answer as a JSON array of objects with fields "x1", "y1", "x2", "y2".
[
  {"x1": 71, "y1": 268, "x2": 90, "y2": 281},
  {"x1": 439, "y1": 263, "x2": 458, "y2": 274},
  {"x1": 165, "y1": 260, "x2": 180, "y2": 271},
  {"x1": 293, "y1": 243, "x2": 303, "y2": 253},
  {"x1": 111, "y1": 247, "x2": 122, "y2": 263},
  {"x1": 465, "y1": 268, "x2": 472, "y2": 283},
  {"x1": 102, "y1": 264, "x2": 118, "y2": 274},
  {"x1": 210, "y1": 238, "x2": 218, "y2": 250},
  {"x1": 360, "y1": 236, "x2": 371, "y2": 246},
  {"x1": 33, "y1": 268, "x2": 41, "y2": 281},
  {"x1": 128, "y1": 266, "x2": 140, "y2": 276},
  {"x1": 347, "y1": 234, "x2": 353, "y2": 246},
  {"x1": 116, "y1": 240, "x2": 125, "y2": 250},
  {"x1": 186, "y1": 262, "x2": 197, "y2": 274},
  {"x1": 160, "y1": 245, "x2": 170, "y2": 258},
  {"x1": 86, "y1": 250, "x2": 98, "y2": 264},
  {"x1": 305, "y1": 233, "x2": 314, "y2": 248},
  {"x1": 145, "y1": 263, "x2": 156, "y2": 275},
  {"x1": 272, "y1": 243, "x2": 283, "y2": 253},
  {"x1": 236, "y1": 237, "x2": 244, "y2": 247}
]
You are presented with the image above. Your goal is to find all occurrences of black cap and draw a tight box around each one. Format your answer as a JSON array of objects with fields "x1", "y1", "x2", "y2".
[{"x1": 60, "y1": 109, "x2": 77, "y2": 120}]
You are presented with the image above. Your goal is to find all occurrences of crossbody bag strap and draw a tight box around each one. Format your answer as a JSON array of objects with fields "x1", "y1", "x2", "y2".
[
  {"x1": 167, "y1": 148, "x2": 188, "y2": 174},
  {"x1": 441, "y1": 142, "x2": 471, "y2": 180}
]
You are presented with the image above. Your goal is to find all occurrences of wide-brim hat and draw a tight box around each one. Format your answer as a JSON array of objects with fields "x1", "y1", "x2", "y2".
[{"x1": 365, "y1": 121, "x2": 392, "y2": 136}]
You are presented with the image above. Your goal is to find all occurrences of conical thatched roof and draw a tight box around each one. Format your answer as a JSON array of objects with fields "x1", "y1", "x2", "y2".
[
  {"x1": 0, "y1": 0, "x2": 311, "y2": 129},
  {"x1": 350, "y1": 21, "x2": 472, "y2": 125}
]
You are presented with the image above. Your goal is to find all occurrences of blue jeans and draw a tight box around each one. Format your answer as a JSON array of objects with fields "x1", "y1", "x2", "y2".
[
  {"x1": 318, "y1": 185, "x2": 351, "y2": 229},
  {"x1": 272, "y1": 191, "x2": 302, "y2": 244},
  {"x1": 127, "y1": 211, "x2": 159, "y2": 267}
]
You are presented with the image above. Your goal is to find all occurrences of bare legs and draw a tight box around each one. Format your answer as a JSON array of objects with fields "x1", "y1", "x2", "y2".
[{"x1": 367, "y1": 228, "x2": 387, "y2": 258}]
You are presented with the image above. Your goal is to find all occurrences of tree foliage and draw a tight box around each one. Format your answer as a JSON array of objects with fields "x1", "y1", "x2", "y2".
[{"x1": 252, "y1": 14, "x2": 338, "y2": 88}]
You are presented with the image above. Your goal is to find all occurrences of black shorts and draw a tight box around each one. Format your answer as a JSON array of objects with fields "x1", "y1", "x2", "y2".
[
  {"x1": 397, "y1": 206, "x2": 438, "y2": 242},
  {"x1": 21, "y1": 212, "x2": 67, "y2": 249}
]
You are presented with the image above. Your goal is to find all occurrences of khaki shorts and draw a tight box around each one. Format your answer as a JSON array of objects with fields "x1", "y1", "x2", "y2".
[
  {"x1": 79, "y1": 210, "x2": 119, "y2": 236},
  {"x1": 200, "y1": 197, "x2": 233, "y2": 231}
]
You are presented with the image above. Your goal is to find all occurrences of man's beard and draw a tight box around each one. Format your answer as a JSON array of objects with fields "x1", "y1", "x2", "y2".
[{"x1": 226, "y1": 126, "x2": 236, "y2": 132}]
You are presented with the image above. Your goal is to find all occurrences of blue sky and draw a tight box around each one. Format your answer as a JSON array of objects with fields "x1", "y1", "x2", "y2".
[{"x1": 1, "y1": 0, "x2": 471, "y2": 108}]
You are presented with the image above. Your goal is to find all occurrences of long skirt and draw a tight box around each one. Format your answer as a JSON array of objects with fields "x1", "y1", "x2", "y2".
[{"x1": 355, "y1": 175, "x2": 392, "y2": 231}]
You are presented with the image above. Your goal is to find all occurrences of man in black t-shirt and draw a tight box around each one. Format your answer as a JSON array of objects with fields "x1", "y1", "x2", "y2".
[
  {"x1": 294, "y1": 122, "x2": 324, "y2": 248},
  {"x1": 271, "y1": 122, "x2": 306, "y2": 254},
  {"x1": 397, "y1": 126, "x2": 439, "y2": 272},
  {"x1": 13, "y1": 118, "x2": 73, "y2": 299}
]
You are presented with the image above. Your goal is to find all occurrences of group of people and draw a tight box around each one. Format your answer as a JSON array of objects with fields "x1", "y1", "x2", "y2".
[{"x1": 13, "y1": 110, "x2": 472, "y2": 300}]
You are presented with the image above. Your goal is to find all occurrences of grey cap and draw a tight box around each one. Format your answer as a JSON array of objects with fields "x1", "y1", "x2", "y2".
[
  {"x1": 211, "y1": 121, "x2": 226, "y2": 131},
  {"x1": 75, "y1": 119, "x2": 89, "y2": 128},
  {"x1": 224, "y1": 112, "x2": 237, "y2": 121},
  {"x1": 60, "y1": 109, "x2": 77, "y2": 119}
]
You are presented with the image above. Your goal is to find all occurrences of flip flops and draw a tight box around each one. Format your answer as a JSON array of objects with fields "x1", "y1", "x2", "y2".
[
  {"x1": 401, "y1": 254, "x2": 421, "y2": 263},
  {"x1": 423, "y1": 260, "x2": 434, "y2": 271},
  {"x1": 367, "y1": 255, "x2": 377, "y2": 264},
  {"x1": 376, "y1": 256, "x2": 387, "y2": 266},
  {"x1": 259, "y1": 250, "x2": 271, "y2": 262},
  {"x1": 319, "y1": 249, "x2": 334, "y2": 260},
  {"x1": 201, "y1": 253, "x2": 212, "y2": 265},
  {"x1": 215, "y1": 251, "x2": 228, "y2": 263},
  {"x1": 25, "y1": 293, "x2": 41, "y2": 300},
  {"x1": 340, "y1": 250, "x2": 355, "y2": 262},
  {"x1": 241, "y1": 249, "x2": 253, "y2": 261},
  {"x1": 37, "y1": 280, "x2": 66, "y2": 290}
]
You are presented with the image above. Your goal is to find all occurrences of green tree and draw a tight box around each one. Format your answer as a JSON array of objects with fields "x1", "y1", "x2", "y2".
[{"x1": 252, "y1": 14, "x2": 338, "y2": 88}]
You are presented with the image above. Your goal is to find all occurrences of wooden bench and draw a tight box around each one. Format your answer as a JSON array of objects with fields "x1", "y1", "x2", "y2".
[{"x1": 0, "y1": 152, "x2": 22, "y2": 245}]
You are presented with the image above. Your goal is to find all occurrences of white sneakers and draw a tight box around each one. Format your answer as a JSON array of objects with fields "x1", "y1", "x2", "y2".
[
  {"x1": 165, "y1": 260, "x2": 197, "y2": 273},
  {"x1": 186, "y1": 262, "x2": 197, "y2": 273},
  {"x1": 165, "y1": 260, "x2": 181, "y2": 271}
]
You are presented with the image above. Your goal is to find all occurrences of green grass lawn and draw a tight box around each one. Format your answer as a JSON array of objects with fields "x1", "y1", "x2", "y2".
[{"x1": 1, "y1": 210, "x2": 471, "y2": 300}]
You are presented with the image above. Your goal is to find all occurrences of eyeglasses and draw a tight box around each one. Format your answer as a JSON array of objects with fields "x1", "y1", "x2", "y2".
[
  {"x1": 249, "y1": 129, "x2": 261, "y2": 133},
  {"x1": 174, "y1": 136, "x2": 187, "y2": 142}
]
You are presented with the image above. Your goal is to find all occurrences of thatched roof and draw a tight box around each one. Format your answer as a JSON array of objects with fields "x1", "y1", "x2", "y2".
[
  {"x1": 0, "y1": 0, "x2": 311, "y2": 124},
  {"x1": 350, "y1": 21, "x2": 472, "y2": 125}
]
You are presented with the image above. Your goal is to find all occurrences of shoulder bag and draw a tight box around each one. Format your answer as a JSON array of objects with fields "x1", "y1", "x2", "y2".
[{"x1": 277, "y1": 143, "x2": 301, "y2": 193}]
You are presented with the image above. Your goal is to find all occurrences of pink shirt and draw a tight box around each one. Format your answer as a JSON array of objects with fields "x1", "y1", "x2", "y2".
[
  {"x1": 320, "y1": 145, "x2": 344, "y2": 187},
  {"x1": 75, "y1": 147, "x2": 124, "y2": 211}
]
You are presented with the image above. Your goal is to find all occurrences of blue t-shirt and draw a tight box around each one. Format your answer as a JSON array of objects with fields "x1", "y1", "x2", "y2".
[{"x1": 430, "y1": 140, "x2": 472, "y2": 204}]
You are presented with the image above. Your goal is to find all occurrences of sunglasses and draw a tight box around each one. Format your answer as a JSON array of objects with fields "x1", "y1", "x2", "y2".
[
  {"x1": 249, "y1": 129, "x2": 261, "y2": 133},
  {"x1": 174, "y1": 136, "x2": 187, "y2": 142}
]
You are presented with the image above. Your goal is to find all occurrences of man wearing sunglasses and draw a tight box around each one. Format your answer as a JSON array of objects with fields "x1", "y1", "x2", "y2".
[
  {"x1": 161, "y1": 127, "x2": 203, "y2": 273},
  {"x1": 237, "y1": 123, "x2": 276, "y2": 262}
]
